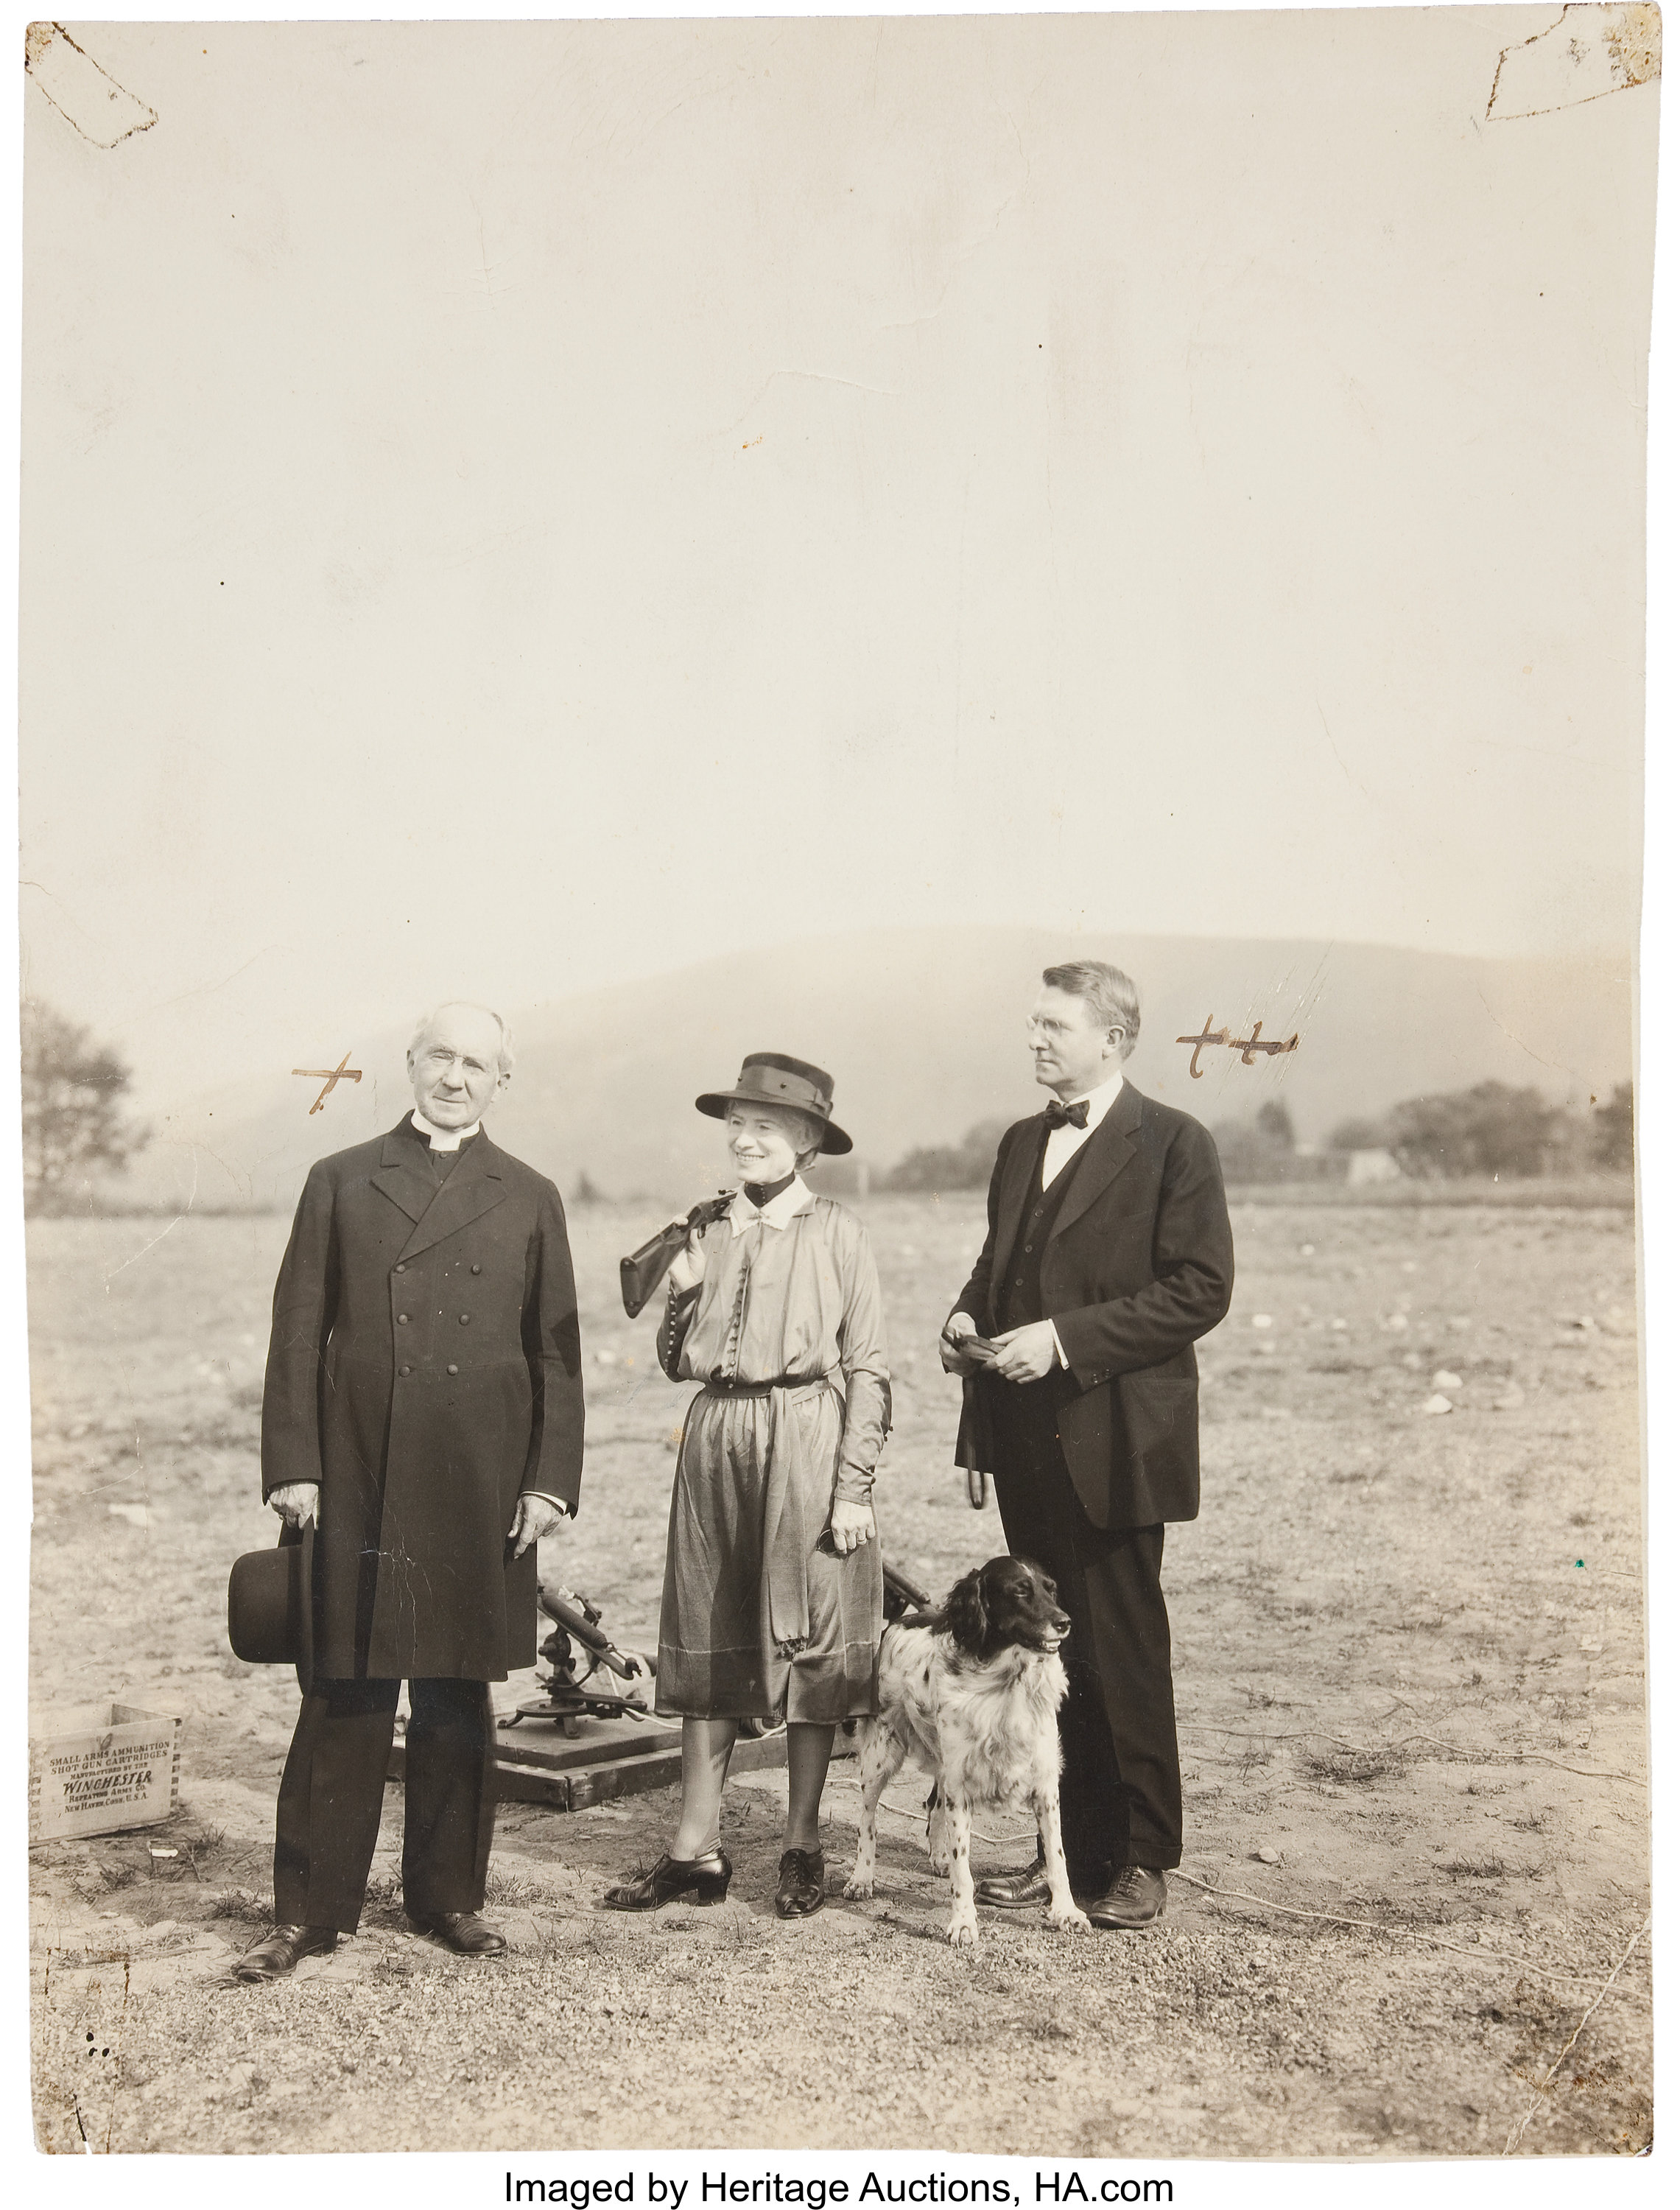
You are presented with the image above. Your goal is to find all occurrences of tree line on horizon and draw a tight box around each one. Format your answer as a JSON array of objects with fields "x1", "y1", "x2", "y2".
[
  {"x1": 16, "y1": 998, "x2": 1635, "y2": 1215},
  {"x1": 882, "y1": 1083, "x2": 1634, "y2": 1192}
]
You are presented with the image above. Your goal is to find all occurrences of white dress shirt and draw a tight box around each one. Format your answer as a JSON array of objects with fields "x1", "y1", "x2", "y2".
[
  {"x1": 1041, "y1": 1064, "x2": 1129, "y2": 1188},
  {"x1": 411, "y1": 1108, "x2": 482, "y2": 1151},
  {"x1": 1039, "y1": 1065, "x2": 1128, "y2": 1367}
]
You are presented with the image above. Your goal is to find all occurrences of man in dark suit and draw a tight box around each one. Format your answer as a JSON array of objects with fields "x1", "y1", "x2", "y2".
[
  {"x1": 941, "y1": 960, "x2": 1233, "y2": 1929},
  {"x1": 236, "y1": 1001, "x2": 585, "y2": 1982}
]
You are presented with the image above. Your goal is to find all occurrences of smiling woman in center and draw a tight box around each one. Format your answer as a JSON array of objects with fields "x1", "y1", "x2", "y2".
[{"x1": 603, "y1": 1052, "x2": 891, "y2": 1920}]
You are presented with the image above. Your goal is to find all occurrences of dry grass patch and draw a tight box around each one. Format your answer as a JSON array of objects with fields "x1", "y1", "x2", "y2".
[{"x1": 1296, "y1": 1744, "x2": 1413, "y2": 1786}]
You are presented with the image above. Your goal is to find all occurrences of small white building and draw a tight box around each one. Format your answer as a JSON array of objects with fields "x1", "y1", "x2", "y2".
[{"x1": 1346, "y1": 1148, "x2": 1403, "y2": 1188}]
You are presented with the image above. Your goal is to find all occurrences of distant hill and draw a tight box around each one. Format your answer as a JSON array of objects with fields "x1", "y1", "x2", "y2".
[{"x1": 119, "y1": 926, "x2": 1632, "y2": 1213}]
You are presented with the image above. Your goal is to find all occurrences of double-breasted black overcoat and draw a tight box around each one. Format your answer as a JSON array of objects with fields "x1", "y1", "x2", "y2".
[{"x1": 260, "y1": 1118, "x2": 585, "y2": 1682}]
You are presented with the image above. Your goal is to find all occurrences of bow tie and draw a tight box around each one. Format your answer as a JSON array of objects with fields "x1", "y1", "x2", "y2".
[{"x1": 1044, "y1": 1098, "x2": 1090, "y2": 1131}]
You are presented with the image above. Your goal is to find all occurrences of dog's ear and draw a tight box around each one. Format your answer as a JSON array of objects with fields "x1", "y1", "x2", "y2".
[{"x1": 943, "y1": 1568, "x2": 990, "y2": 1656}]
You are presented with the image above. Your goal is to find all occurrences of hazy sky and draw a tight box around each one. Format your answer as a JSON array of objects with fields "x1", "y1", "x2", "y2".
[{"x1": 19, "y1": 10, "x2": 1656, "y2": 1109}]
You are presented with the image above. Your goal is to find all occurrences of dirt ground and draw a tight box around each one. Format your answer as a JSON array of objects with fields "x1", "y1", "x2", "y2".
[{"x1": 27, "y1": 1192, "x2": 1651, "y2": 2157}]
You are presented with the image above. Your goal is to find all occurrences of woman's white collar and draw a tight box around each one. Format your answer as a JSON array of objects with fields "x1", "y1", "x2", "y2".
[{"x1": 728, "y1": 1173, "x2": 813, "y2": 1235}]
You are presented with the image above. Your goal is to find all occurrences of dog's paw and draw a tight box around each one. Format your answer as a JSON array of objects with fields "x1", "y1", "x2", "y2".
[
  {"x1": 841, "y1": 1874, "x2": 874, "y2": 1900},
  {"x1": 929, "y1": 1848, "x2": 952, "y2": 1876},
  {"x1": 946, "y1": 1914, "x2": 980, "y2": 1948},
  {"x1": 1048, "y1": 1904, "x2": 1093, "y2": 1934}
]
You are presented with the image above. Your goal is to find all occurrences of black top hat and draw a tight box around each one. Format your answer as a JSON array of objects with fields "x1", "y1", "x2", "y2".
[
  {"x1": 228, "y1": 1518, "x2": 315, "y2": 1697},
  {"x1": 695, "y1": 1052, "x2": 853, "y2": 1156}
]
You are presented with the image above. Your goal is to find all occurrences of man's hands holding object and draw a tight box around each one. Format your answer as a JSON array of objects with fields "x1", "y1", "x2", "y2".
[
  {"x1": 941, "y1": 1311, "x2": 1060, "y2": 1385},
  {"x1": 270, "y1": 1482, "x2": 566, "y2": 1557}
]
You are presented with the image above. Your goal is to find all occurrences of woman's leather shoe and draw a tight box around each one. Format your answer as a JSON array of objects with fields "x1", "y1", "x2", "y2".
[
  {"x1": 774, "y1": 1848, "x2": 826, "y2": 1918},
  {"x1": 407, "y1": 1910, "x2": 507, "y2": 1954},
  {"x1": 234, "y1": 1923, "x2": 338, "y2": 1982},
  {"x1": 603, "y1": 1850, "x2": 732, "y2": 1911}
]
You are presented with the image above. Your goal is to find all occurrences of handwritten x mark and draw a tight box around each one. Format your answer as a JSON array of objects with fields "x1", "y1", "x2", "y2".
[{"x1": 292, "y1": 1050, "x2": 362, "y2": 1114}]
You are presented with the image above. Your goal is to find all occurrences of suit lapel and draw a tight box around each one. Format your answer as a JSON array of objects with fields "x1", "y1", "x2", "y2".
[
  {"x1": 990, "y1": 1120, "x2": 1044, "y2": 1313},
  {"x1": 1048, "y1": 1085, "x2": 1143, "y2": 1241},
  {"x1": 371, "y1": 1122, "x2": 509, "y2": 1260}
]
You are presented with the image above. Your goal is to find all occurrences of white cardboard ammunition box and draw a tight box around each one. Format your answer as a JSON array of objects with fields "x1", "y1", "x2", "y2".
[{"x1": 28, "y1": 1702, "x2": 183, "y2": 1842}]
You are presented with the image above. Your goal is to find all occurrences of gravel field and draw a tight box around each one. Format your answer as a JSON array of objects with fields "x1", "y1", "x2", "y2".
[{"x1": 27, "y1": 1193, "x2": 1649, "y2": 2156}]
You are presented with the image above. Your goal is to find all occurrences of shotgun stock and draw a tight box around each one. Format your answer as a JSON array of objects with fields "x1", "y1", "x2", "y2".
[{"x1": 618, "y1": 1191, "x2": 734, "y2": 1318}]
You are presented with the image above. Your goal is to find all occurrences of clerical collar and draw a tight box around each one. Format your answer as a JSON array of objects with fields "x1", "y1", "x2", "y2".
[{"x1": 410, "y1": 1108, "x2": 482, "y2": 1153}]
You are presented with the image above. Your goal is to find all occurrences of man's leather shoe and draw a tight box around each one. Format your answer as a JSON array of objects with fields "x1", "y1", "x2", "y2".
[
  {"x1": 234, "y1": 1923, "x2": 338, "y2": 1982},
  {"x1": 974, "y1": 1864, "x2": 1053, "y2": 1910},
  {"x1": 774, "y1": 1848, "x2": 826, "y2": 1918},
  {"x1": 407, "y1": 1910, "x2": 507, "y2": 1954},
  {"x1": 1088, "y1": 1866, "x2": 1168, "y2": 1929}
]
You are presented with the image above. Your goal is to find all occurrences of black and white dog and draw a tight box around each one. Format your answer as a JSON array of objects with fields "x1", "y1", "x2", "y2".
[{"x1": 844, "y1": 1555, "x2": 1092, "y2": 1946}]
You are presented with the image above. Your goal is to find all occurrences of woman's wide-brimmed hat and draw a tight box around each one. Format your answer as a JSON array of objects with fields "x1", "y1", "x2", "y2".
[{"x1": 695, "y1": 1052, "x2": 853, "y2": 1156}]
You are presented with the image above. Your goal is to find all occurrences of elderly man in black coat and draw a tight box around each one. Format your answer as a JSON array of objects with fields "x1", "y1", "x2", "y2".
[
  {"x1": 236, "y1": 1002, "x2": 584, "y2": 1982},
  {"x1": 941, "y1": 960, "x2": 1234, "y2": 1930}
]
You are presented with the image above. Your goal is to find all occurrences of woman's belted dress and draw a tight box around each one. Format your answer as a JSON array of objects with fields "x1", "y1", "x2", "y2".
[{"x1": 655, "y1": 1179, "x2": 890, "y2": 1723}]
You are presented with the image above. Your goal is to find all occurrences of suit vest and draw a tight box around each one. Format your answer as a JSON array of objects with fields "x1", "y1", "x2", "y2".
[{"x1": 998, "y1": 1132, "x2": 1088, "y2": 1333}]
